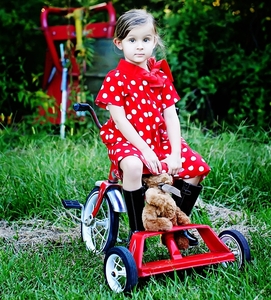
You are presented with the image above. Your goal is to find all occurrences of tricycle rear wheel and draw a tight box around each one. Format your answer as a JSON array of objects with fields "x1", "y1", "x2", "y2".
[
  {"x1": 104, "y1": 246, "x2": 138, "y2": 293},
  {"x1": 219, "y1": 229, "x2": 251, "y2": 269}
]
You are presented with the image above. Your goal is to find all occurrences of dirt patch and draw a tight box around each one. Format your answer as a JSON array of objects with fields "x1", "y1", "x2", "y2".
[
  {"x1": 0, "y1": 217, "x2": 80, "y2": 251},
  {"x1": 0, "y1": 200, "x2": 254, "y2": 250}
]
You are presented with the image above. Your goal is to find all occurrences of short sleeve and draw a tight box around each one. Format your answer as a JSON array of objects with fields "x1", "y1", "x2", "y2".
[
  {"x1": 95, "y1": 70, "x2": 125, "y2": 110},
  {"x1": 161, "y1": 77, "x2": 181, "y2": 110}
]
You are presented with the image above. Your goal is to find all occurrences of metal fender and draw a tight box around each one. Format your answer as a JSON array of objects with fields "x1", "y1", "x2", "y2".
[{"x1": 106, "y1": 187, "x2": 127, "y2": 213}]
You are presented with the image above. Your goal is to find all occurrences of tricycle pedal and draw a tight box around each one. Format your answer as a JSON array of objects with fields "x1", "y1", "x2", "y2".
[{"x1": 62, "y1": 199, "x2": 82, "y2": 209}]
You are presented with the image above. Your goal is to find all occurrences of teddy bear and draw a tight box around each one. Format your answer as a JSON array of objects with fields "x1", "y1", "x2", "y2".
[{"x1": 142, "y1": 173, "x2": 191, "y2": 250}]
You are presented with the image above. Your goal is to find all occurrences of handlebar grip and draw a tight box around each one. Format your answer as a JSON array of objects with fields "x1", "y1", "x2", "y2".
[{"x1": 73, "y1": 103, "x2": 90, "y2": 112}]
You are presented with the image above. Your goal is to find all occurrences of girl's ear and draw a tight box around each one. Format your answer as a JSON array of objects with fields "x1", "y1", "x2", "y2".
[{"x1": 113, "y1": 38, "x2": 123, "y2": 50}]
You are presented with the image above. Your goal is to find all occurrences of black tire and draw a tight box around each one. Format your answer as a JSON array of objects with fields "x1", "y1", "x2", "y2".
[
  {"x1": 81, "y1": 187, "x2": 119, "y2": 254},
  {"x1": 218, "y1": 229, "x2": 251, "y2": 269},
  {"x1": 104, "y1": 246, "x2": 138, "y2": 293}
]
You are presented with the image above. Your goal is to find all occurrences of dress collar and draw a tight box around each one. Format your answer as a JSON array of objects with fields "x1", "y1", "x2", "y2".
[{"x1": 116, "y1": 58, "x2": 174, "y2": 87}]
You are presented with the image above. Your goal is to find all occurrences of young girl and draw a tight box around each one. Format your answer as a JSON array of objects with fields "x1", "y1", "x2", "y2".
[{"x1": 95, "y1": 9, "x2": 211, "y2": 245}]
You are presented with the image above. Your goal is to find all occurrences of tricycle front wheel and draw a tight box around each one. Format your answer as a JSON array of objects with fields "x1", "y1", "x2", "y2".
[{"x1": 81, "y1": 187, "x2": 119, "y2": 254}]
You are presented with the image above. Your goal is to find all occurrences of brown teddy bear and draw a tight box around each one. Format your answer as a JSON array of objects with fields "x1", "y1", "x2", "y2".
[{"x1": 142, "y1": 173, "x2": 191, "y2": 250}]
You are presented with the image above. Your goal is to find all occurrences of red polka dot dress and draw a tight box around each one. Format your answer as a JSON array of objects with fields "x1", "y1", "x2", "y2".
[{"x1": 95, "y1": 58, "x2": 211, "y2": 181}]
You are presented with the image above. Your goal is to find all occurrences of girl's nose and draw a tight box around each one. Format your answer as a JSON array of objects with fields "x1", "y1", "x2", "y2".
[{"x1": 136, "y1": 42, "x2": 143, "y2": 49}]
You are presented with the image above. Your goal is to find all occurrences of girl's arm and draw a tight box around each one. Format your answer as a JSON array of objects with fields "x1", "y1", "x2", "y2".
[
  {"x1": 163, "y1": 105, "x2": 182, "y2": 175},
  {"x1": 108, "y1": 104, "x2": 162, "y2": 174}
]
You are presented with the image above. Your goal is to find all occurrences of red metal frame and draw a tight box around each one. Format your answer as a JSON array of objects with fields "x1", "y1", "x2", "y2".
[
  {"x1": 39, "y1": 2, "x2": 116, "y2": 124},
  {"x1": 97, "y1": 161, "x2": 235, "y2": 276},
  {"x1": 129, "y1": 225, "x2": 235, "y2": 277}
]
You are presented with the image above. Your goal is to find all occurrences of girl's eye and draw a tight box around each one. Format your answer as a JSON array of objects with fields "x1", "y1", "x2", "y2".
[
  {"x1": 129, "y1": 38, "x2": 135, "y2": 43},
  {"x1": 143, "y1": 38, "x2": 150, "y2": 42}
]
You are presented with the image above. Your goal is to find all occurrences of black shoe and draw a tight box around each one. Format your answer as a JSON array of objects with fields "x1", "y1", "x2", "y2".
[{"x1": 182, "y1": 230, "x2": 198, "y2": 246}]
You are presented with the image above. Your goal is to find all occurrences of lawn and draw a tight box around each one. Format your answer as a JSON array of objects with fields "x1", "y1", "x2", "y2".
[{"x1": 0, "y1": 123, "x2": 270, "y2": 299}]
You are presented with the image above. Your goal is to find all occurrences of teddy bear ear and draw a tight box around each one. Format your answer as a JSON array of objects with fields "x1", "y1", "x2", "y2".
[{"x1": 142, "y1": 176, "x2": 151, "y2": 186}]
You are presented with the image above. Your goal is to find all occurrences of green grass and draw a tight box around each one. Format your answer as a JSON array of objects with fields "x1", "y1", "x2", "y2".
[{"x1": 0, "y1": 123, "x2": 271, "y2": 299}]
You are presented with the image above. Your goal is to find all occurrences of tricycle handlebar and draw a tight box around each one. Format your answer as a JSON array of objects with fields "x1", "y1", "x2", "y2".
[{"x1": 73, "y1": 103, "x2": 102, "y2": 129}]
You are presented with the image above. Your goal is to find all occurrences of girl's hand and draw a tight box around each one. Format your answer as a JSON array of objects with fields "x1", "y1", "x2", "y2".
[
  {"x1": 161, "y1": 154, "x2": 182, "y2": 176},
  {"x1": 141, "y1": 148, "x2": 162, "y2": 175}
]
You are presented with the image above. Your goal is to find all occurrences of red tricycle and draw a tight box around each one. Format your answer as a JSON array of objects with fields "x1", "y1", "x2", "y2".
[{"x1": 62, "y1": 103, "x2": 251, "y2": 293}]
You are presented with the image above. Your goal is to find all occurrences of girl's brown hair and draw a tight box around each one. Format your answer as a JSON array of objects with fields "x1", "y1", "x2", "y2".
[{"x1": 114, "y1": 9, "x2": 165, "y2": 55}]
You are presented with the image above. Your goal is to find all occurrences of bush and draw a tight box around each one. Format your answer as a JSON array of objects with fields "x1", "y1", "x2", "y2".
[{"x1": 162, "y1": 0, "x2": 271, "y2": 129}]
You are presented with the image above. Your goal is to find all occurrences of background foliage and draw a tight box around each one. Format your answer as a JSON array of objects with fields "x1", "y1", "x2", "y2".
[{"x1": 0, "y1": 0, "x2": 271, "y2": 130}]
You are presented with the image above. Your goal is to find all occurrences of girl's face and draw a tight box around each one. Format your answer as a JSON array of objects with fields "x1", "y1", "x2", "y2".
[{"x1": 114, "y1": 23, "x2": 157, "y2": 70}]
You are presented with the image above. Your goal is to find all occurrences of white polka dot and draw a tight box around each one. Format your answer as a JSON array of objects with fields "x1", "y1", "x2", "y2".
[
  {"x1": 146, "y1": 125, "x2": 151, "y2": 130},
  {"x1": 181, "y1": 157, "x2": 186, "y2": 162},
  {"x1": 163, "y1": 145, "x2": 169, "y2": 150},
  {"x1": 131, "y1": 80, "x2": 136, "y2": 85},
  {"x1": 188, "y1": 166, "x2": 194, "y2": 171},
  {"x1": 139, "y1": 131, "x2": 144, "y2": 136},
  {"x1": 141, "y1": 99, "x2": 146, "y2": 104},
  {"x1": 117, "y1": 137, "x2": 122, "y2": 141},
  {"x1": 115, "y1": 72, "x2": 120, "y2": 77},
  {"x1": 132, "y1": 109, "x2": 137, "y2": 115},
  {"x1": 106, "y1": 77, "x2": 111, "y2": 82},
  {"x1": 148, "y1": 112, "x2": 153, "y2": 117},
  {"x1": 157, "y1": 95, "x2": 162, "y2": 100},
  {"x1": 102, "y1": 93, "x2": 108, "y2": 99},
  {"x1": 146, "y1": 139, "x2": 151, "y2": 144},
  {"x1": 116, "y1": 149, "x2": 121, "y2": 152},
  {"x1": 124, "y1": 150, "x2": 130, "y2": 153},
  {"x1": 133, "y1": 93, "x2": 138, "y2": 98},
  {"x1": 182, "y1": 148, "x2": 188, "y2": 152},
  {"x1": 126, "y1": 101, "x2": 130, "y2": 106},
  {"x1": 139, "y1": 85, "x2": 144, "y2": 91},
  {"x1": 109, "y1": 134, "x2": 114, "y2": 139},
  {"x1": 199, "y1": 166, "x2": 205, "y2": 172},
  {"x1": 118, "y1": 81, "x2": 123, "y2": 86},
  {"x1": 184, "y1": 175, "x2": 190, "y2": 178},
  {"x1": 142, "y1": 80, "x2": 148, "y2": 86},
  {"x1": 166, "y1": 94, "x2": 171, "y2": 100},
  {"x1": 191, "y1": 156, "x2": 196, "y2": 161},
  {"x1": 115, "y1": 96, "x2": 120, "y2": 101},
  {"x1": 139, "y1": 117, "x2": 144, "y2": 123},
  {"x1": 110, "y1": 86, "x2": 115, "y2": 92},
  {"x1": 127, "y1": 114, "x2": 132, "y2": 120},
  {"x1": 155, "y1": 117, "x2": 160, "y2": 122},
  {"x1": 100, "y1": 130, "x2": 105, "y2": 135},
  {"x1": 144, "y1": 112, "x2": 148, "y2": 118}
]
